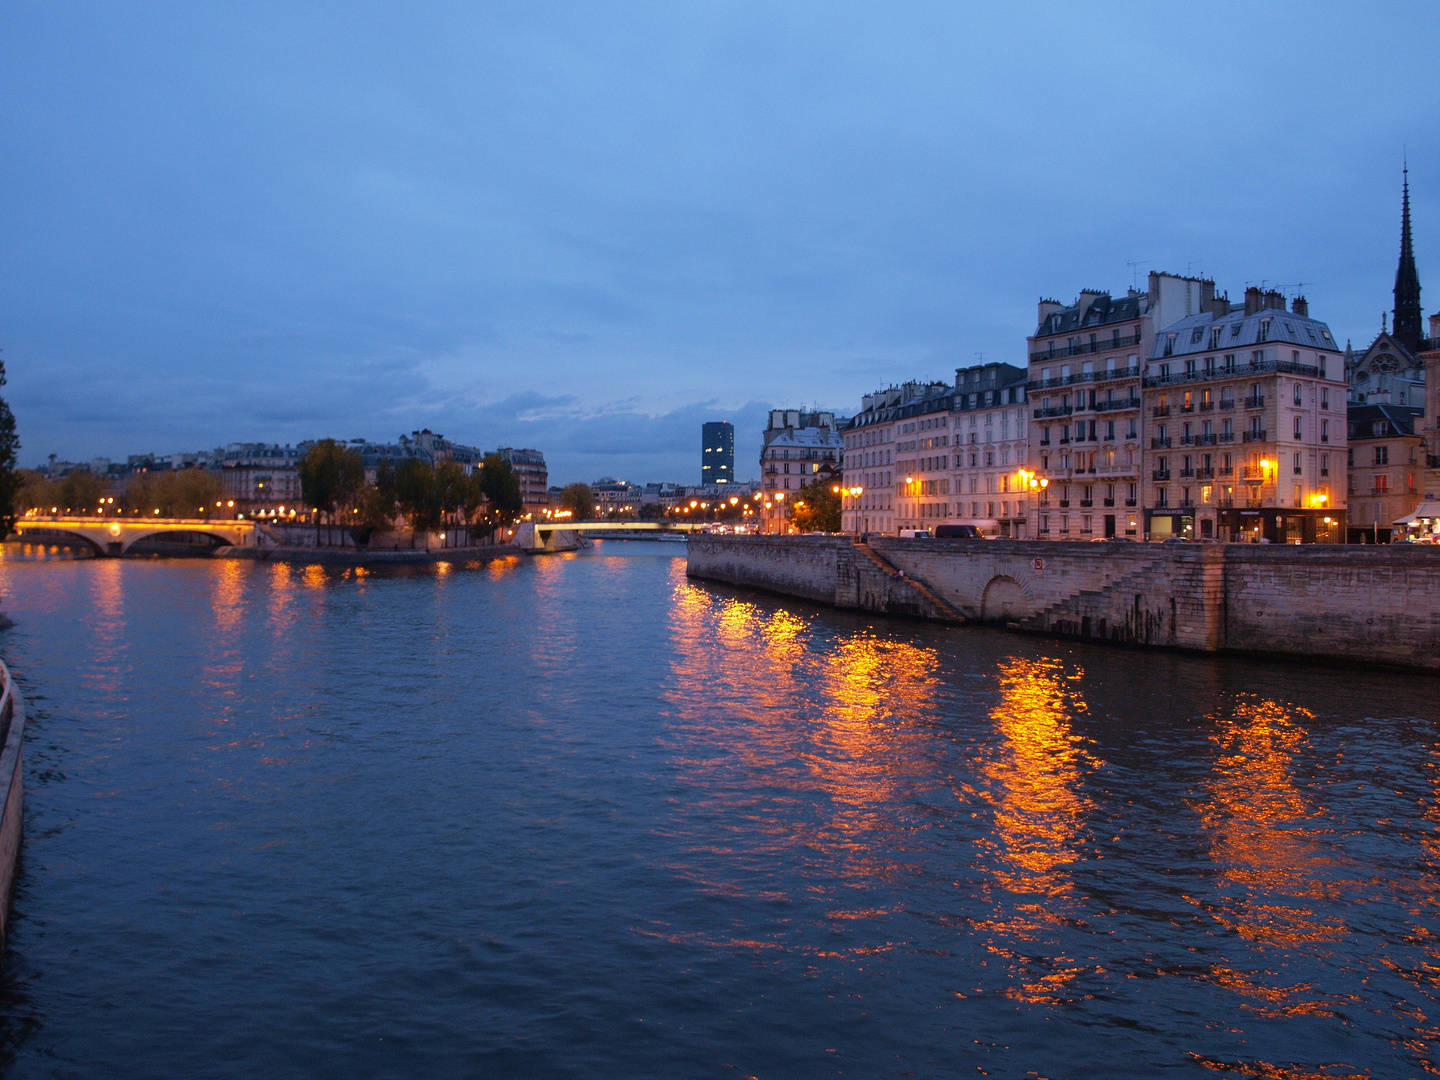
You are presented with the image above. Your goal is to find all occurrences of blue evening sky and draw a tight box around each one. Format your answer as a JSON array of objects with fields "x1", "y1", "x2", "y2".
[{"x1": 2, "y1": 2, "x2": 1436, "y2": 484}]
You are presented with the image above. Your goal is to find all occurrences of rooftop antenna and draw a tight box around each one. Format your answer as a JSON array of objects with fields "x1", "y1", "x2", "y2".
[
  {"x1": 1186, "y1": 260, "x2": 1203, "y2": 277},
  {"x1": 1126, "y1": 260, "x2": 1151, "y2": 291},
  {"x1": 974, "y1": 352, "x2": 987, "y2": 364}
]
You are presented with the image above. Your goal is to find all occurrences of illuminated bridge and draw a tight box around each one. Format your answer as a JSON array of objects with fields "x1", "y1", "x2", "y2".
[
  {"x1": 14, "y1": 517, "x2": 256, "y2": 557},
  {"x1": 514, "y1": 520, "x2": 704, "y2": 553}
]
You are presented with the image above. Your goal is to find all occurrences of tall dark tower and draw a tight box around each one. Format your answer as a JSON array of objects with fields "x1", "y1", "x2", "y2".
[{"x1": 1393, "y1": 164, "x2": 1423, "y2": 354}]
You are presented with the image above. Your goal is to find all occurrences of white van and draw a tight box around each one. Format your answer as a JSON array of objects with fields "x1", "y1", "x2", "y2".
[{"x1": 898, "y1": 529, "x2": 932, "y2": 539}]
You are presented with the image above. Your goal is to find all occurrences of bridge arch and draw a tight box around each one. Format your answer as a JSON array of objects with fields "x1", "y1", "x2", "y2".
[{"x1": 12, "y1": 527, "x2": 107, "y2": 557}]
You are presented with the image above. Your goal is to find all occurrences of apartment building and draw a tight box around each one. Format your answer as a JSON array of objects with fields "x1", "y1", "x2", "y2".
[
  {"x1": 939, "y1": 363, "x2": 1030, "y2": 536},
  {"x1": 842, "y1": 384, "x2": 947, "y2": 535},
  {"x1": 1346, "y1": 403, "x2": 1424, "y2": 542},
  {"x1": 496, "y1": 447, "x2": 549, "y2": 515},
  {"x1": 1141, "y1": 289, "x2": 1346, "y2": 542},
  {"x1": 219, "y1": 443, "x2": 302, "y2": 513},
  {"x1": 1027, "y1": 273, "x2": 1209, "y2": 540},
  {"x1": 760, "y1": 410, "x2": 845, "y2": 533}
]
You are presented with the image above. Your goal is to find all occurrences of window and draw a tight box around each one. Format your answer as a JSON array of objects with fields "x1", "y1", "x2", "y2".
[
  {"x1": 1374, "y1": 446, "x2": 1389, "y2": 466},
  {"x1": 1374, "y1": 474, "x2": 1389, "y2": 494},
  {"x1": 1294, "y1": 416, "x2": 1303, "y2": 440},
  {"x1": 1372, "y1": 420, "x2": 1386, "y2": 437},
  {"x1": 1157, "y1": 487, "x2": 1168, "y2": 507},
  {"x1": 1293, "y1": 483, "x2": 1302, "y2": 506},
  {"x1": 1321, "y1": 388, "x2": 1329, "y2": 410},
  {"x1": 1320, "y1": 454, "x2": 1329, "y2": 477},
  {"x1": 1294, "y1": 384, "x2": 1303, "y2": 406},
  {"x1": 1293, "y1": 452, "x2": 1302, "y2": 475},
  {"x1": 1321, "y1": 419, "x2": 1328, "y2": 443}
]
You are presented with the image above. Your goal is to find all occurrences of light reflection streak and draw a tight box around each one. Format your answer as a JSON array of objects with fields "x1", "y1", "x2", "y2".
[
  {"x1": 661, "y1": 573, "x2": 940, "y2": 954},
  {"x1": 965, "y1": 656, "x2": 1097, "y2": 1004},
  {"x1": 1191, "y1": 699, "x2": 1361, "y2": 1022}
]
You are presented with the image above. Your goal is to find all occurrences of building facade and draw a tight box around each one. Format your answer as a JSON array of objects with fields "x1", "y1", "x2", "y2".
[
  {"x1": 219, "y1": 443, "x2": 303, "y2": 513},
  {"x1": 496, "y1": 447, "x2": 549, "y2": 515},
  {"x1": 1142, "y1": 288, "x2": 1346, "y2": 542},
  {"x1": 1345, "y1": 403, "x2": 1424, "y2": 542},
  {"x1": 842, "y1": 384, "x2": 946, "y2": 535},
  {"x1": 701, "y1": 421, "x2": 735, "y2": 486},
  {"x1": 760, "y1": 410, "x2": 844, "y2": 533},
  {"x1": 1027, "y1": 273, "x2": 1209, "y2": 540}
]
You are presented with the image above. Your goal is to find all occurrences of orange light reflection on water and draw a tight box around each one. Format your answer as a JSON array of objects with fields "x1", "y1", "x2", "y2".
[
  {"x1": 1190, "y1": 698, "x2": 1362, "y2": 1024},
  {"x1": 965, "y1": 656, "x2": 1098, "y2": 1004},
  {"x1": 662, "y1": 576, "x2": 940, "y2": 951}
]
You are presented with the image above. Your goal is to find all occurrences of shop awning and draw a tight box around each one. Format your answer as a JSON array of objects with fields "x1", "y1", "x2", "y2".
[{"x1": 1393, "y1": 502, "x2": 1440, "y2": 526}]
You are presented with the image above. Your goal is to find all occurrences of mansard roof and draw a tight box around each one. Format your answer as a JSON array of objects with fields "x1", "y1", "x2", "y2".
[
  {"x1": 1035, "y1": 292, "x2": 1146, "y2": 337},
  {"x1": 1148, "y1": 307, "x2": 1337, "y2": 360},
  {"x1": 1345, "y1": 402, "x2": 1422, "y2": 440}
]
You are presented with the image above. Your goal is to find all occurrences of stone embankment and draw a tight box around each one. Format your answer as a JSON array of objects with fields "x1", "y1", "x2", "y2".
[
  {"x1": 687, "y1": 535, "x2": 1440, "y2": 672},
  {"x1": 0, "y1": 662, "x2": 25, "y2": 954},
  {"x1": 218, "y1": 543, "x2": 522, "y2": 566}
]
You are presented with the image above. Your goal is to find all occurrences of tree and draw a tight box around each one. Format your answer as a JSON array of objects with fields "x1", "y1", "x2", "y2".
[
  {"x1": 118, "y1": 468, "x2": 224, "y2": 518},
  {"x1": 394, "y1": 458, "x2": 442, "y2": 532},
  {"x1": 355, "y1": 462, "x2": 399, "y2": 534},
  {"x1": 15, "y1": 470, "x2": 57, "y2": 515},
  {"x1": 58, "y1": 470, "x2": 108, "y2": 514},
  {"x1": 0, "y1": 358, "x2": 18, "y2": 539},
  {"x1": 789, "y1": 477, "x2": 842, "y2": 533},
  {"x1": 476, "y1": 454, "x2": 523, "y2": 525},
  {"x1": 300, "y1": 439, "x2": 365, "y2": 537},
  {"x1": 433, "y1": 460, "x2": 471, "y2": 525},
  {"x1": 559, "y1": 482, "x2": 594, "y2": 520}
]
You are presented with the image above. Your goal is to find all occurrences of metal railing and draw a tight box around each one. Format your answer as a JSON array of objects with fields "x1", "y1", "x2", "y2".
[
  {"x1": 1142, "y1": 356, "x2": 1322, "y2": 390},
  {"x1": 1033, "y1": 406, "x2": 1073, "y2": 418},
  {"x1": 1151, "y1": 406, "x2": 1170, "y2": 417},
  {"x1": 1151, "y1": 438, "x2": 1171, "y2": 449},
  {"x1": 1242, "y1": 430, "x2": 1268, "y2": 443},
  {"x1": 1244, "y1": 395, "x2": 1265, "y2": 409},
  {"x1": 1029, "y1": 335, "x2": 1143, "y2": 364}
]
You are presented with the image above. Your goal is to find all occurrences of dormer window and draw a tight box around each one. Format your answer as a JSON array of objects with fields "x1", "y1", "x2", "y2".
[
  {"x1": 1191, "y1": 328, "x2": 1204, "y2": 344},
  {"x1": 1258, "y1": 319, "x2": 1271, "y2": 342},
  {"x1": 1164, "y1": 335, "x2": 1176, "y2": 357},
  {"x1": 1230, "y1": 323, "x2": 1242, "y2": 338}
]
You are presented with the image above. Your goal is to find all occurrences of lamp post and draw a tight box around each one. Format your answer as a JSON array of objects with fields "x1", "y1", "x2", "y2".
[{"x1": 848, "y1": 485, "x2": 864, "y2": 539}]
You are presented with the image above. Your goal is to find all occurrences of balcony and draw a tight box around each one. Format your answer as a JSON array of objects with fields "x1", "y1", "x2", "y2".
[
  {"x1": 1092, "y1": 398, "x2": 1140, "y2": 412},
  {"x1": 1244, "y1": 395, "x2": 1265, "y2": 409},
  {"x1": 1195, "y1": 468, "x2": 1215, "y2": 480},
  {"x1": 1033, "y1": 405, "x2": 1073, "y2": 418},
  {"x1": 1241, "y1": 466, "x2": 1265, "y2": 481},
  {"x1": 1178, "y1": 468, "x2": 1195, "y2": 478},
  {"x1": 1218, "y1": 467, "x2": 1234, "y2": 477},
  {"x1": 1124, "y1": 498, "x2": 1138, "y2": 506},
  {"x1": 1079, "y1": 499, "x2": 1094, "y2": 507},
  {"x1": 1058, "y1": 500, "x2": 1070, "y2": 508},
  {"x1": 1028, "y1": 334, "x2": 1143, "y2": 365},
  {"x1": 1242, "y1": 430, "x2": 1268, "y2": 443},
  {"x1": 1198, "y1": 401, "x2": 1216, "y2": 411},
  {"x1": 1141, "y1": 356, "x2": 1323, "y2": 389},
  {"x1": 1152, "y1": 470, "x2": 1171, "y2": 481},
  {"x1": 1182, "y1": 434, "x2": 1218, "y2": 446},
  {"x1": 1151, "y1": 438, "x2": 1172, "y2": 449},
  {"x1": 1039, "y1": 438, "x2": 1050, "y2": 447},
  {"x1": 1218, "y1": 432, "x2": 1236, "y2": 443},
  {"x1": 1151, "y1": 406, "x2": 1170, "y2": 417},
  {"x1": 1219, "y1": 399, "x2": 1236, "y2": 410},
  {"x1": 1103, "y1": 498, "x2": 1115, "y2": 507},
  {"x1": 1179, "y1": 403, "x2": 1195, "y2": 413}
]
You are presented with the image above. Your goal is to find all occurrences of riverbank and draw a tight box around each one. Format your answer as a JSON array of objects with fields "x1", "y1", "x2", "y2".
[
  {"x1": 217, "y1": 543, "x2": 524, "y2": 565},
  {"x1": 687, "y1": 534, "x2": 1440, "y2": 672}
]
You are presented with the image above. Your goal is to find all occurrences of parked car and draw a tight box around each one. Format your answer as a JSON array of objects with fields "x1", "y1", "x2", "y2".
[{"x1": 934, "y1": 524, "x2": 984, "y2": 539}]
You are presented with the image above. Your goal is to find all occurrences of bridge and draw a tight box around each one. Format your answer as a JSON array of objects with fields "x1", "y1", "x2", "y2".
[
  {"x1": 513, "y1": 520, "x2": 705, "y2": 553},
  {"x1": 14, "y1": 517, "x2": 256, "y2": 557}
]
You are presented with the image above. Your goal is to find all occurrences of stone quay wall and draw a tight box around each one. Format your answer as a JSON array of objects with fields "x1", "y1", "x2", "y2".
[{"x1": 687, "y1": 535, "x2": 1440, "y2": 671}]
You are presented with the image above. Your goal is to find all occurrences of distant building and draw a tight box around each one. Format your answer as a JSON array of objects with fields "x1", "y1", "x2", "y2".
[
  {"x1": 496, "y1": 448, "x2": 549, "y2": 515},
  {"x1": 590, "y1": 477, "x2": 643, "y2": 517},
  {"x1": 220, "y1": 443, "x2": 303, "y2": 513},
  {"x1": 842, "y1": 385, "x2": 947, "y2": 536},
  {"x1": 760, "y1": 410, "x2": 845, "y2": 533},
  {"x1": 701, "y1": 421, "x2": 735, "y2": 486},
  {"x1": 1346, "y1": 402, "x2": 1424, "y2": 542}
]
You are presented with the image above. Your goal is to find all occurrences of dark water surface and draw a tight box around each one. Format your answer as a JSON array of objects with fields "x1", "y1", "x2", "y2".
[{"x1": 0, "y1": 540, "x2": 1435, "y2": 1078}]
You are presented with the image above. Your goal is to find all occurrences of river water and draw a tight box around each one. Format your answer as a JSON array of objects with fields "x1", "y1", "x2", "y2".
[{"x1": 0, "y1": 540, "x2": 1434, "y2": 1078}]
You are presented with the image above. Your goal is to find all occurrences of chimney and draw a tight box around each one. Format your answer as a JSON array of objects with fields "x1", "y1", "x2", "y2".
[
  {"x1": 1244, "y1": 286, "x2": 1263, "y2": 316},
  {"x1": 1291, "y1": 295, "x2": 1308, "y2": 318},
  {"x1": 1210, "y1": 291, "x2": 1231, "y2": 318},
  {"x1": 1263, "y1": 289, "x2": 1286, "y2": 311},
  {"x1": 1037, "y1": 297, "x2": 1063, "y2": 327},
  {"x1": 1077, "y1": 290, "x2": 1106, "y2": 320},
  {"x1": 1199, "y1": 279, "x2": 1215, "y2": 309}
]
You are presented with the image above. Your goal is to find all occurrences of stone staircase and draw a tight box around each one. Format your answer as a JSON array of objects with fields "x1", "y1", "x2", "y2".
[
  {"x1": 847, "y1": 542, "x2": 966, "y2": 623},
  {"x1": 1020, "y1": 553, "x2": 1180, "y2": 645}
]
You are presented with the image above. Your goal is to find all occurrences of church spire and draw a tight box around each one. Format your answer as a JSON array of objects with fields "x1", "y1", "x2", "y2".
[{"x1": 1393, "y1": 161, "x2": 1423, "y2": 353}]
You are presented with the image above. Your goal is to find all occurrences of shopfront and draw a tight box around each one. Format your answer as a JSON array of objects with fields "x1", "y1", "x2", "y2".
[{"x1": 1216, "y1": 508, "x2": 1344, "y2": 544}]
